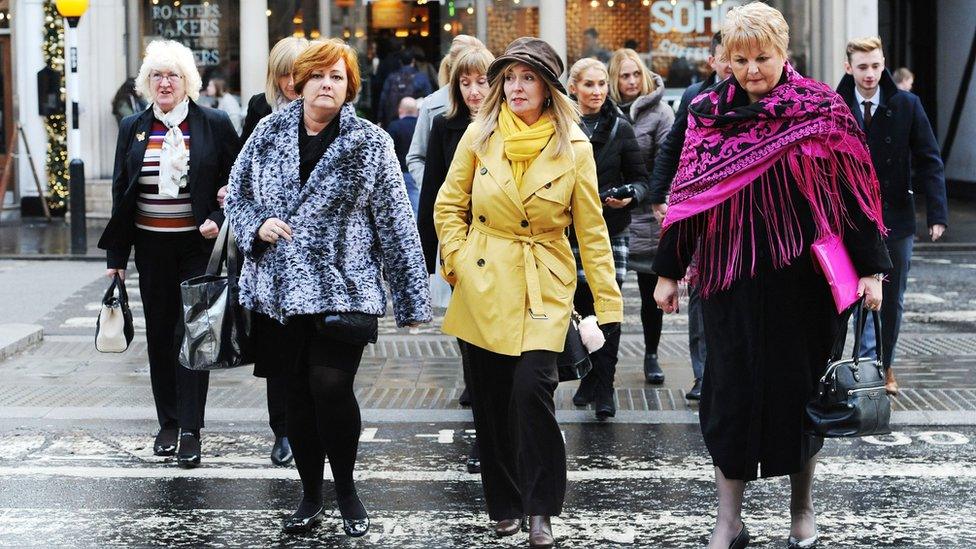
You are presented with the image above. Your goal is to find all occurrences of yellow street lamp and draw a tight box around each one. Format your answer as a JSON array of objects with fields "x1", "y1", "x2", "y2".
[{"x1": 55, "y1": 0, "x2": 89, "y2": 253}]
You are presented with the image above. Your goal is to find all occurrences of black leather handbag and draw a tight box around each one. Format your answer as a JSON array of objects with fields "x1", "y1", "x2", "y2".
[
  {"x1": 807, "y1": 300, "x2": 892, "y2": 437},
  {"x1": 557, "y1": 312, "x2": 593, "y2": 382},
  {"x1": 313, "y1": 312, "x2": 379, "y2": 346},
  {"x1": 178, "y1": 221, "x2": 253, "y2": 370}
]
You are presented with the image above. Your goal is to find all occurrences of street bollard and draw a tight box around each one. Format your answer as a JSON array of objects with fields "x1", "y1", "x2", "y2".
[{"x1": 69, "y1": 158, "x2": 86, "y2": 254}]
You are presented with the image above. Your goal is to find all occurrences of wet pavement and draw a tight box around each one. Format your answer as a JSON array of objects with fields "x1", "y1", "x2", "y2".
[{"x1": 0, "y1": 421, "x2": 974, "y2": 548}]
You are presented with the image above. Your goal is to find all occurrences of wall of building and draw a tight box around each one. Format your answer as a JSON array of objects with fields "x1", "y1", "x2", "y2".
[{"x1": 937, "y1": 0, "x2": 976, "y2": 185}]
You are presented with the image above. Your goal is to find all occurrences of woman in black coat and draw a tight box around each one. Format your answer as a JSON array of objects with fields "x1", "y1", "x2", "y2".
[
  {"x1": 567, "y1": 57, "x2": 650, "y2": 420},
  {"x1": 98, "y1": 40, "x2": 240, "y2": 468},
  {"x1": 416, "y1": 46, "x2": 494, "y2": 475},
  {"x1": 218, "y1": 36, "x2": 310, "y2": 468}
]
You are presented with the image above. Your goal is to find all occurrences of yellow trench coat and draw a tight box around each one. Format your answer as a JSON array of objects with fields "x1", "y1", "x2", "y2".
[{"x1": 434, "y1": 122, "x2": 623, "y2": 356}]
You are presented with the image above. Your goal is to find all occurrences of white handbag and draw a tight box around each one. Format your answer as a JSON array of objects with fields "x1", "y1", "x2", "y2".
[{"x1": 95, "y1": 273, "x2": 134, "y2": 353}]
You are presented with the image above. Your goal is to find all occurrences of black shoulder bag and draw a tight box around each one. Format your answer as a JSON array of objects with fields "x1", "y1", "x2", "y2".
[{"x1": 807, "y1": 300, "x2": 892, "y2": 437}]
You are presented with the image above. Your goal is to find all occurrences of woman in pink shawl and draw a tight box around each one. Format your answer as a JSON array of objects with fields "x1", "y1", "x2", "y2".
[{"x1": 652, "y1": 4, "x2": 891, "y2": 549}]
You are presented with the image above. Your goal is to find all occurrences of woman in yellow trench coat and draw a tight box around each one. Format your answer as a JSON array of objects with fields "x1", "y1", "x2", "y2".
[{"x1": 434, "y1": 37, "x2": 622, "y2": 548}]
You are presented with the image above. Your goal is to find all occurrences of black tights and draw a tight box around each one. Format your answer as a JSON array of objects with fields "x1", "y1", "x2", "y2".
[
  {"x1": 286, "y1": 329, "x2": 367, "y2": 520},
  {"x1": 637, "y1": 272, "x2": 664, "y2": 354}
]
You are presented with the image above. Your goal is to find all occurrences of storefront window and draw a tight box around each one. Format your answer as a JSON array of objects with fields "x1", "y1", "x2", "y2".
[
  {"x1": 141, "y1": 0, "x2": 241, "y2": 94},
  {"x1": 267, "y1": 0, "x2": 322, "y2": 45}
]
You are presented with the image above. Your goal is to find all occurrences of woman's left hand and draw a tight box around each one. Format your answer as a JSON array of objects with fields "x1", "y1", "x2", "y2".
[
  {"x1": 605, "y1": 197, "x2": 632, "y2": 209},
  {"x1": 858, "y1": 276, "x2": 883, "y2": 311},
  {"x1": 199, "y1": 219, "x2": 220, "y2": 239},
  {"x1": 216, "y1": 185, "x2": 228, "y2": 208}
]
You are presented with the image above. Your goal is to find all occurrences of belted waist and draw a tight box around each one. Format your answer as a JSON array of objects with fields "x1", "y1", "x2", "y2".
[{"x1": 471, "y1": 223, "x2": 573, "y2": 319}]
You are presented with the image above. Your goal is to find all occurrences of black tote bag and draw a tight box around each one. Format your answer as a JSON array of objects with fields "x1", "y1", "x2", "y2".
[
  {"x1": 178, "y1": 220, "x2": 253, "y2": 370},
  {"x1": 807, "y1": 300, "x2": 892, "y2": 437}
]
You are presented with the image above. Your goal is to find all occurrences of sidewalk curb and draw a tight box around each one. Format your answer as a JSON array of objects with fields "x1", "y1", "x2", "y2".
[{"x1": 0, "y1": 324, "x2": 44, "y2": 362}]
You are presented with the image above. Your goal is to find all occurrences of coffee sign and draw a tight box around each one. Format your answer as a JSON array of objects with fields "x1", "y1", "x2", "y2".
[{"x1": 148, "y1": 2, "x2": 223, "y2": 65}]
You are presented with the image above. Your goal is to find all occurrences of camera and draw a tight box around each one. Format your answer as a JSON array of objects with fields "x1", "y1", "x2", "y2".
[{"x1": 599, "y1": 184, "x2": 636, "y2": 202}]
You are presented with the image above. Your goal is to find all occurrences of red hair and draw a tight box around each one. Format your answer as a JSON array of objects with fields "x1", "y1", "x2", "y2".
[{"x1": 292, "y1": 39, "x2": 361, "y2": 101}]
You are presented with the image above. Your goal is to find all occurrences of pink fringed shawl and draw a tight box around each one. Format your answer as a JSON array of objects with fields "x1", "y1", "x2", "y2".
[{"x1": 662, "y1": 63, "x2": 886, "y2": 296}]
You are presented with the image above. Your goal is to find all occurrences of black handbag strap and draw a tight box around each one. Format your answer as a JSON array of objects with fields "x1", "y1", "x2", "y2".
[
  {"x1": 592, "y1": 116, "x2": 621, "y2": 168},
  {"x1": 850, "y1": 299, "x2": 884, "y2": 365},
  {"x1": 103, "y1": 273, "x2": 129, "y2": 307},
  {"x1": 207, "y1": 219, "x2": 239, "y2": 276}
]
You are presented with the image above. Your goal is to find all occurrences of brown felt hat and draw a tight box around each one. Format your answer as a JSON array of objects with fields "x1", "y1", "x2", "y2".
[{"x1": 487, "y1": 37, "x2": 567, "y2": 95}]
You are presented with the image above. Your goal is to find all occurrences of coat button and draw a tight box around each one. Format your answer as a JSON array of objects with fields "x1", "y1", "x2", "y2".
[
  {"x1": 884, "y1": 137, "x2": 892, "y2": 144},
  {"x1": 478, "y1": 215, "x2": 486, "y2": 223},
  {"x1": 480, "y1": 167, "x2": 488, "y2": 175},
  {"x1": 520, "y1": 220, "x2": 529, "y2": 228},
  {"x1": 886, "y1": 158, "x2": 892, "y2": 165},
  {"x1": 545, "y1": 182, "x2": 552, "y2": 189},
  {"x1": 477, "y1": 258, "x2": 486, "y2": 267}
]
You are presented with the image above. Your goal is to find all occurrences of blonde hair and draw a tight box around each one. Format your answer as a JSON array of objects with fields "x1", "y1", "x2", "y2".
[
  {"x1": 568, "y1": 58, "x2": 609, "y2": 92},
  {"x1": 607, "y1": 49, "x2": 656, "y2": 104},
  {"x1": 446, "y1": 47, "x2": 494, "y2": 119},
  {"x1": 720, "y1": 2, "x2": 790, "y2": 62},
  {"x1": 438, "y1": 34, "x2": 486, "y2": 87},
  {"x1": 136, "y1": 40, "x2": 202, "y2": 103},
  {"x1": 846, "y1": 36, "x2": 885, "y2": 61},
  {"x1": 472, "y1": 61, "x2": 580, "y2": 158},
  {"x1": 266, "y1": 37, "x2": 310, "y2": 108}
]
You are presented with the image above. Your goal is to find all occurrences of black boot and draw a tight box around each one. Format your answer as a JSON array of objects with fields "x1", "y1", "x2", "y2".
[
  {"x1": 176, "y1": 430, "x2": 201, "y2": 468},
  {"x1": 594, "y1": 362, "x2": 616, "y2": 420},
  {"x1": 644, "y1": 353, "x2": 665, "y2": 384},
  {"x1": 572, "y1": 372, "x2": 597, "y2": 406},
  {"x1": 466, "y1": 438, "x2": 481, "y2": 474},
  {"x1": 270, "y1": 436, "x2": 293, "y2": 466},
  {"x1": 458, "y1": 387, "x2": 472, "y2": 407},
  {"x1": 685, "y1": 378, "x2": 702, "y2": 400},
  {"x1": 153, "y1": 428, "x2": 178, "y2": 456}
]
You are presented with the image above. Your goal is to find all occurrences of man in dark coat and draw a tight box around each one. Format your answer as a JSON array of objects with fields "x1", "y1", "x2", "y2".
[
  {"x1": 836, "y1": 36, "x2": 948, "y2": 394},
  {"x1": 649, "y1": 32, "x2": 732, "y2": 400},
  {"x1": 384, "y1": 97, "x2": 420, "y2": 216}
]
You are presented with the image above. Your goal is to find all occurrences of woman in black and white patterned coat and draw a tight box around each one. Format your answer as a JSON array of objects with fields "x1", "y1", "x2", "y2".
[{"x1": 225, "y1": 39, "x2": 432, "y2": 538}]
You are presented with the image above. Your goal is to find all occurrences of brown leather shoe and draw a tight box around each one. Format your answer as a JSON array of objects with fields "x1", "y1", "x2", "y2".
[
  {"x1": 493, "y1": 518, "x2": 522, "y2": 538},
  {"x1": 528, "y1": 515, "x2": 554, "y2": 548},
  {"x1": 885, "y1": 367, "x2": 900, "y2": 396}
]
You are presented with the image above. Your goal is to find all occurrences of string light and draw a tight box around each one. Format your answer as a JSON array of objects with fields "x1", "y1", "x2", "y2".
[{"x1": 41, "y1": 0, "x2": 68, "y2": 213}]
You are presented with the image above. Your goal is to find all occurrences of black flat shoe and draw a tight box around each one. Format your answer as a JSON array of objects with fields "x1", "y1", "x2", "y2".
[
  {"x1": 270, "y1": 436, "x2": 293, "y2": 466},
  {"x1": 787, "y1": 532, "x2": 819, "y2": 548},
  {"x1": 644, "y1": 353, "x2": 665, "y2": 384},
  {"x1": 176, "y1": 431, "x2": 201, "y2": 469},
  {"x1": 685, "y1": 378, "x2": 702, "y2": 400},
  {"x1": 729, "y1": 524, "x2": 750, "y2": 549},
  {"x1": 493, "y1": 518, "x2": 522, "y2": 537},
  {"x1": 466, "y1": 456, "x2": 481, "y2": 474},
  {"x1": 338, "y1": 494, "x2": 370, "y2": 537},
  {"x1": 153, "y1": 428, "x2": 178, "y2": 456},
  {"x1": 282, "y1": 505, "x2": 323, "y2": 534},
  {"x1": 459, "y1": 387, "x2": 472, "y2": 407}
]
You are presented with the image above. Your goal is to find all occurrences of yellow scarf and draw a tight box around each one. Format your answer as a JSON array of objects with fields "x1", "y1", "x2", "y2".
[{"x1": 497, "y1": 103, "x2": 555, "y2": 187}]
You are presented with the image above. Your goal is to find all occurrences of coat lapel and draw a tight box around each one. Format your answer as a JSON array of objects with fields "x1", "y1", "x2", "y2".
[
  {"x1": 518, "y1": 129, "x2": 584, "y2": 200},
  {"x1": 187, "y1": 101, "x2": 207, "y2": 192},
  {"x1": 475, "y1": 133, "x2": 526, "y2": 217},
  {"x1": 125, "y1": 109, "x2": 155, "y2": 192}
]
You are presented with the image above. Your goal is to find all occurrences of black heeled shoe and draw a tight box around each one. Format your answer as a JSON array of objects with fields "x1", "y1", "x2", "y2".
[
  {"x1": 644, "y1": 353, "x2": 665, "y2": 384},
  {"x1": 270, "y1": 436, "x2": 293, "y2": 466},
  {"x1": 176, "y1": 431, "x2": 201, "y2": 468},
  {"x1": 458, "y1": 387, "x2": 472, "y2": 407},
  {"x1": 594, "y1": 387, "x2": 616, "y2": 420},
  {"x1": 685, "y1": 378, "x2": 703, "y2": 400},
  {"x1": 729, "y1": 523, "x2": 750, "y2": 549},
  {"x1": 338, "y1": 494, "x2": 370, "y2": 537},
  {"x1": 466, "y1": 455, "x2": 481, "y2": 474},
  {"x1": 153, "y1": 428, "x2": 178, "y2": 456},
  {"x1": 787, "y1": 532, "x2": 819, "y2": 548},
  {"x1": 282, "y1": 504, "x2": 323, "y2": 534}
]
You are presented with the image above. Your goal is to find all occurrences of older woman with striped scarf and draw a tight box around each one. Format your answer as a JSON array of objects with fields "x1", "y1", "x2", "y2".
[{"x1": 653, "y1": 4, "x2": 891, "y2": 549}]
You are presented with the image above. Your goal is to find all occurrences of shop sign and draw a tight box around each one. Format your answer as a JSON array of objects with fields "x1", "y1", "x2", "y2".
[
  {"x1": 149, "y1": 2, "x2": 223, "y2": 65},
  {"x1": 649, "y1": 0, "x2": 744, "y2": 63}
]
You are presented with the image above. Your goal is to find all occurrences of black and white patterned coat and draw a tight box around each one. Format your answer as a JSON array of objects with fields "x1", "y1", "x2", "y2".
[{"x1": 225, "y1": 101, "x2": 432, "y2": 327}]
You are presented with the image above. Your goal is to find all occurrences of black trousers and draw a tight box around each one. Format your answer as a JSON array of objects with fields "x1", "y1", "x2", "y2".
[
  {"x1": 466, "y1": 345, "x2": 565, "y2": 520},
  {"x1": 252, "y1": 312, "x2": 292, "y2": 439},
  {"x1": 267, "y1": 377, "x2": 288, "y2": 438},
  {"x1": 133, "y1": 229, "x2": 211, "y2": 431},
  {"x1": 636, "y1": 272, "x2": 664, "y2": 354}
]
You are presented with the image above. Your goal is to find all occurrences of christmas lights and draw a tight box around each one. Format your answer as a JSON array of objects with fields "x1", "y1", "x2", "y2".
[{"x1": 42, "y1": 0, "x2": 68, "y2": 213}]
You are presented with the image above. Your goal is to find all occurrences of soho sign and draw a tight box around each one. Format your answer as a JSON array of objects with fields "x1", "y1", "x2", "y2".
[{"x1": 650, "y1": 0, "x2": 746, "y2": 34}]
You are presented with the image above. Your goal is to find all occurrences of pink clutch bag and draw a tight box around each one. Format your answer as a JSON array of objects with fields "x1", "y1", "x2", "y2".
[{"x1": 811, "y1": 233, "x2": 860, "y2": 314}]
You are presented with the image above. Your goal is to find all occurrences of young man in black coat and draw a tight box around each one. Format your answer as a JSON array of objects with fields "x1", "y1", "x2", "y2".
[
  {"x1": 837, "y1": 36, "x2": 948, "y2": 395},
  {"x1": 648, "y1": 33, "x2": 732, "y2": 400}
]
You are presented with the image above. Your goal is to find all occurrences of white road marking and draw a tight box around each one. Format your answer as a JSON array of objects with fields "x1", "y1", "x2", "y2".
[{"x1": 903, "y1": 293, "x2": 946, "y2": 305}]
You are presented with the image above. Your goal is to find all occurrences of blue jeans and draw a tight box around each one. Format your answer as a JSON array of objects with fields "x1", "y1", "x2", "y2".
[
  {"x1": 403, "y1": 172, "x2": 419, "y2": 218},
  {"x1": 859, "y1": 235, "x2": 913, "y2": 367},
  {"x1": 688, "y1": 286, "x2": 706, "y2": 380}
]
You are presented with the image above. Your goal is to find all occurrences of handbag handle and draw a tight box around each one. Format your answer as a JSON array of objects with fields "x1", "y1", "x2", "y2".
[
  {"x1": 102, "y1": 273, "x2": 129, "y2": 307},
  {"x1": 205, "y1": 220, "x2": 231, "y2": 276},
  {"x1": 850, "y1": 298, "x2": 884, "y2": 365}
]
